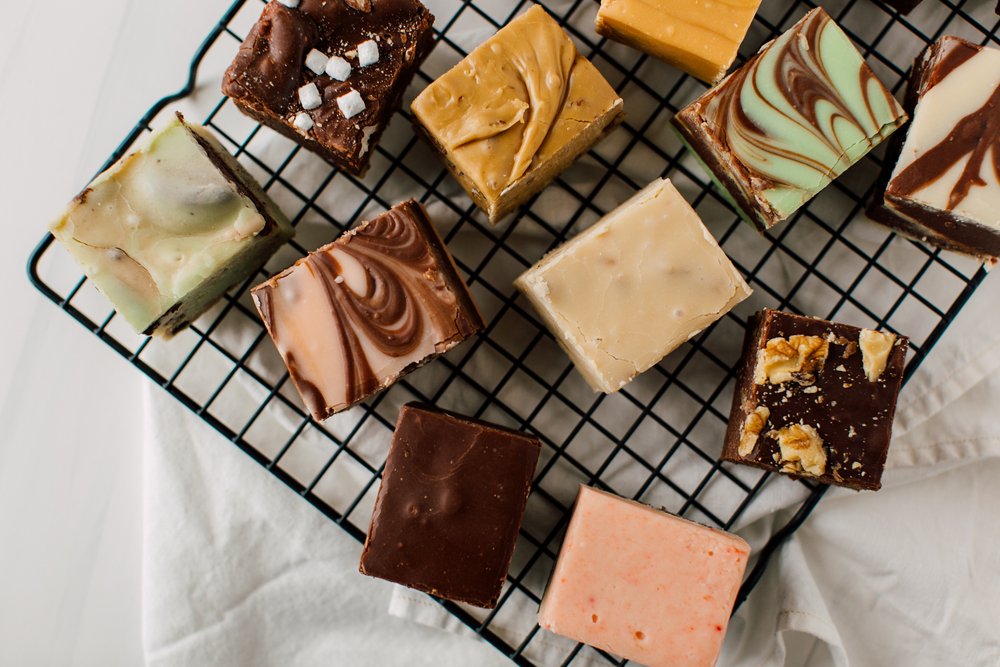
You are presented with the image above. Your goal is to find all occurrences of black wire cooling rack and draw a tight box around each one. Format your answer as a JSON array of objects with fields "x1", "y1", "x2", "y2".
[{"x1": 28, "y1": 0, "x2": 999, "y2": 664}]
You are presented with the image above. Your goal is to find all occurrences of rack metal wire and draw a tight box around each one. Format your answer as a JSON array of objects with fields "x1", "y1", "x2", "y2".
[{"x1": 28, "y1": 0, "x2": 999, "y2": 664}]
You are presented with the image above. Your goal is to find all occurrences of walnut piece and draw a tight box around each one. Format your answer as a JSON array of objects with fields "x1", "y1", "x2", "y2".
[
  {"x1": 859, "y1": 329, "x2": 896, "y2": 382},
  {"x1": 754, "y1": 335, "x2": 829, "y2": 386},
  {"x1": 769, "y1": 423, "x2": 826, "y2": 477},
  {"x1": 344, "y1": 0, "x2": 373, "y2": 12},
  {"x1": 738, "y1": 406, "x2": 770, "y2": 457}
]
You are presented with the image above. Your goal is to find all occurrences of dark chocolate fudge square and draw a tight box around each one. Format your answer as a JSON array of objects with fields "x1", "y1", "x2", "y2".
[
  {"x1": 223, "y1": 0, "x2": 434, "y2": 176},
  {"x1": 722, "y1": 310, "x2": 909, "y2": 491},
  {"x1": 359, "y1": 404, "x2": 541, "y2": 608}
]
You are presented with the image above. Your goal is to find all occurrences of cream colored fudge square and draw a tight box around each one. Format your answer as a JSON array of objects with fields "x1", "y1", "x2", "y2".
[
  {"x1": 537, "y1": 487, "x2": 750, "y2": 667},
  {"x1": 514, "y1": 178, "x2": 751, "y2": 393}
]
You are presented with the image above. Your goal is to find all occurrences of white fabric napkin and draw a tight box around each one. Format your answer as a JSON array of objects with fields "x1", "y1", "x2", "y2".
[
  {"x1": 142, "y1": 268, "x2": 1000, "y2": 667},
  {"x1": 139, "y1": 6, "x2": 1000, "y2": 662}
]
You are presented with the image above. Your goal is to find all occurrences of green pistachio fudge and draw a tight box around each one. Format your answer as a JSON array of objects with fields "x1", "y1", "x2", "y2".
[
  {"x1": 50, "y1": 114, "x2": 293, "y2": 337},
  {"x1": 672, "y1": 8, "x2": 907, "y2": 231}
]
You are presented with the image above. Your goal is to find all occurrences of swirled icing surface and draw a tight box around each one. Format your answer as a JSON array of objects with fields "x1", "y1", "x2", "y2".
[
  {"x1": 411, "y1": 5, "x2": 622, "y2": 204},
  {"x1": 252, "y1": 201, "x2": 484, "y2": 420},
  {"x1": 674, "y1": 8, "x2": 906, "y2": 229},
  {"x1": 886, "y1": 39, "x2": 1000, "y2": 232}
]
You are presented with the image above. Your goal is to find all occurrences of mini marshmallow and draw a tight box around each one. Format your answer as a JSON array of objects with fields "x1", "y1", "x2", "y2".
[
  {"x1": 277, "y1": 0, "x2": 300, "y2": 7},
  {"x1": 293, "y1": 112, "x2": 314, "y2": 132},
  {"x1": 337, "y1": 89, "x2": 366, "y2": 119},
  {"x1": 357, "y1": 39, "x2": 380, "y2": 67},
  {"x1": 298, "y1": 83, "x2": 322, "y2": 110},
  {"x1": 325, "y1": 55, "x2": 352, "y2": 81},
  {"x1": 305, "y1": 49, "x2": 328, "y2": 75}
]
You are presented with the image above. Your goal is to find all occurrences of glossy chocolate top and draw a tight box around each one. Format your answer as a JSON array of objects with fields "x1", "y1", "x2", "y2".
[
  {"x1": 251, "y1": 201, "x2": 484, "y2": 420},
  {"x1": 359, "y1": 403, "x2": 541, "y2": 608},
  {"x1": 723, "y1": 310, "x2": 908, "y2": 491},
  {"x1": 223, "y1": 0, "x2": 434, "y2": 171}
]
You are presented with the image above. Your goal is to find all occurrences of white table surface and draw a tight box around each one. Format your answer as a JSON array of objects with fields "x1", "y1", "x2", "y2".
[
  {"x1": 1, "y1": 2, "x2": 996, "y2": 666},
  {"x1": 1, "y1": 2, "x2": 223, "y2": 664}
]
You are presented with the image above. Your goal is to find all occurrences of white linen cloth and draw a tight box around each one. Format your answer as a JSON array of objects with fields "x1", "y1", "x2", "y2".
[
  {"x1": 135, "y1": 3, "x2": 1000, "y2": 663},
  {"x1": 143, "y1": 270, "x2": 1000, "y2": 667}
]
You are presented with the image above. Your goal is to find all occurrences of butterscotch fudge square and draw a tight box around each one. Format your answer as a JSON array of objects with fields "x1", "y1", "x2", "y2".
[
  {"x1": 538, "y1": 487, "x2": 749, "y2": 667},
  {"x1": 722, "y1": 309, "x2": 909, "y2": 491},
  {"x1": 672, "y1": 8, "x2": 907, "y2": 232},
  {"x1": 515, "y1": 178, "x2": 751, "y2": 394},
  {"x1": 867, "y1": 36, "x2": 1000, "y2": 262},
  {"x1": 251, "y1": 201, "x2": 484, "y2": 421},
  {"x1": 223, "y1": 0, "x2": 435, "y2": 176},
  {"x1": 49, "y1": 113, "x2": 293, "y2": 338},
  {"x1": 411, "y1": 5, "x2": 624, "y2": 224},
  {"x1": 359, "y1": 403, "x2": 541, "y2": 609},
  {"x1": 596, "y1": 0, "x2": 763, "y2": 83}
]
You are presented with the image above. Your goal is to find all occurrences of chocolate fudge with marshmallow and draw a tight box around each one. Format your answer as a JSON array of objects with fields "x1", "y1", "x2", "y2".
[{"x1": 223, "y1": 0, "x2": 435, "y2": 176}]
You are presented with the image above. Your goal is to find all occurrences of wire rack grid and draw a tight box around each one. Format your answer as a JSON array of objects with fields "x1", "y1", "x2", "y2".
[{"x1": 28, "y1": 0, "x2": 999, "y2": 664}]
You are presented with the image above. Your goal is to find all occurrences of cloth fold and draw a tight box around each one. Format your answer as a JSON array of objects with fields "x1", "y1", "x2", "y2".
[
  {"x1": 140, "y1": 9, "x2": 1000, "y2": 663},
  {"x1": 143, "y1": 274, "x2": 1000, "y2": 667}
]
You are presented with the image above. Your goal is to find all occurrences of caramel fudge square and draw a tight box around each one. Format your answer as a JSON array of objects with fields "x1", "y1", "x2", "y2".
[
  {"x1": 359, "y1": 403, "x2": 541, "y2": 608},
  {"x1": 515, "y1": 178, "x2": 751, "y2": 393},
  {"x1": 723, "y1": 309, "x2": 909, "y2": 491},
  {"x1": 251, "y1": 201, "x2": 484, "y2": 421},
  {"x1": 411, "y1": 5, "x2": 624, "y2": 223},
  {"x1": 538, "y1": 486, "x2": 749, "y2": 667},
  {"x1": 223, "y1": 0, "x2": 435, "y2": 175}
]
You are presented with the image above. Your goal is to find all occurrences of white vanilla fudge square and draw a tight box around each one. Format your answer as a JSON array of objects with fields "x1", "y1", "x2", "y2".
[{"x1": 514, "y1": 178, "x2": 751, "y2": 393}]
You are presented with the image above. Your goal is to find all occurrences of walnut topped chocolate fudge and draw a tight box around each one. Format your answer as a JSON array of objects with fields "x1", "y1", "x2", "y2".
[
  {"x1": 722, "y1": 310, "x2": 909, "y2": 490},
  {"x1": 223, "y1": 0, "x2": 435, "y2": 175}
]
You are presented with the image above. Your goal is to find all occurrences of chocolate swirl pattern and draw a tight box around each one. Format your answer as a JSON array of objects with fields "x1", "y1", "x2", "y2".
[
  {"x1": 673, "y1": 8, "x2": 906, "y2": 230},
  {"x1": 880, "y1": 36, "x2": 1000, "y2": 257},
  {"x1": 252, "y1": 201, "x2": 484, "y2": 420}
]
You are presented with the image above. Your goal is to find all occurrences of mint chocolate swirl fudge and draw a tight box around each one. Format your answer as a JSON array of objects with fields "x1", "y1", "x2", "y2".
[{"x1": 673, "y1": 8, "x2": 907, "y2": 231}]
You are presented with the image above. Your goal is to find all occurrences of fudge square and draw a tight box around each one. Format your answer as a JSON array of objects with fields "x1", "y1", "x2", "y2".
[
  {"x1": 222, "y1": 0, "x2": 435, "y2": 176},
  {"x1": 596, "y1": 0, "x2": 762, "y2": 84},
  {"x1": 514, "y1": 178, "x2": 751, "y2": 394},
  {"x1": 722, "y1": 309, "x2": 909, "y2": 491},
  {"x1": 49, "y1": 113, "x2": 293, "y2": 338},
  {"x1": 410, "y1": 5, "x2": 624, "y2": 224},
  {"x1": 359, "y1": 403, "x2": 541, "y2": 608},
  {"x1": 672, "y1": 8, "x2": 907, "y2": 232},
  {"x1": 867, "y1": 36, "x2": 1000, "y2": 262},
  {"x1": 538, "y1": 486, "x2": 749, "y2": 667},
  {"x1": 251, "y1": 201, "x2": 484, "y2": 421}
]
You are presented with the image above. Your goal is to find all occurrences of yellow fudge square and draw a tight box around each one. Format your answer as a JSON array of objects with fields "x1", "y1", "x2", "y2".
[{"x1": 596, "y1": 0, "x2": 763, "y2": 83}]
